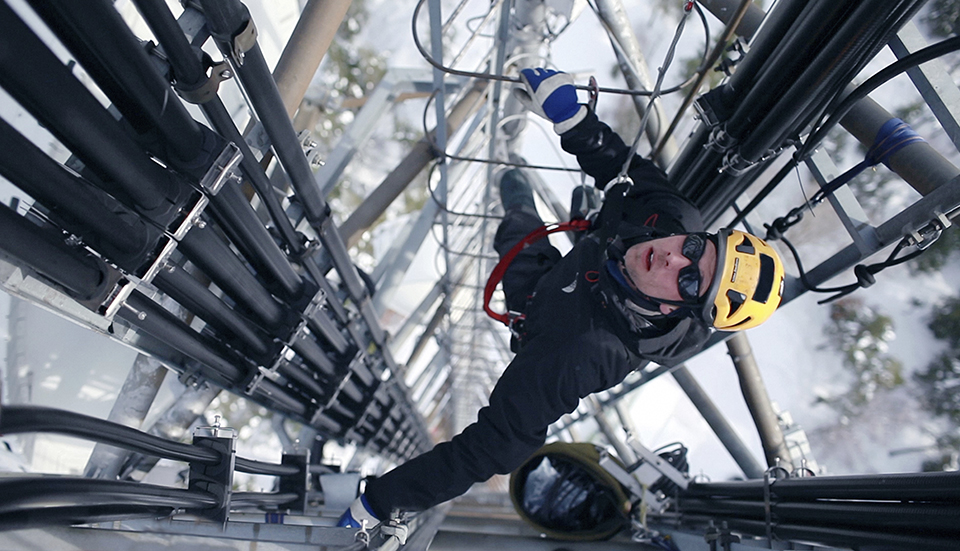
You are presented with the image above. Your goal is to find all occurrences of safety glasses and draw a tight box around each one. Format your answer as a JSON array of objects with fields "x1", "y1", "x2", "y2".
[{"x1": 677, "y1": 233, "x2": 708, "y2": 302}]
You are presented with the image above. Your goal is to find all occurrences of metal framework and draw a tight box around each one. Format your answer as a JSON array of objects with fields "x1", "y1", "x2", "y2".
[{"x1": 1, "y1": 0, "x2": 959, "y2": 548}]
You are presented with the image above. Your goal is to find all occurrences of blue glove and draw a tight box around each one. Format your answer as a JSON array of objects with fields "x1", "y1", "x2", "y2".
[
  {"x1": 514, "y1": 68, "x2": 587, "y2": 134},
  {"x1": 337, "y1": 495, "x2": 380, "y2": 528}
]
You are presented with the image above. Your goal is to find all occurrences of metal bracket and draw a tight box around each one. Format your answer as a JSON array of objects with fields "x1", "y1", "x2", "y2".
[
  {"x1": 101, "y1": 143, "x2": 240, "y2": 320},
  {"x1": 627, "y1": 437, "x2": 690, "y2": 490},
  {"x1": 230, "y1": 18, "x2": 258, "y2": 65},
  {"x1": 189, "y1": 418, "x2": 237, "y2": 527},
  {"x1": 279, "y1": 450, "x2": 310, "y2": 513},
  {"x1": 598, "y1": 452, "x2": 672, "y2": 514},
  {"x1": 906, "y1": 209, "x2": 953, "y2": 250},
  {"x1": 381, "y1": 519, "x2": 409, "y2": 545},
  {"x1": 178, "y1": 60, "x2": 232, "y2": 104},
  {"x1": 198, "y1": 142, "x2": 242, "y2": 196}
]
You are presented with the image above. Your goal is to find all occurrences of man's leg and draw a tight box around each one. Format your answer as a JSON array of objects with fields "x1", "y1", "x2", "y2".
[{"x1": 493, "y1": 169, "x2": 561, "y2": 314}]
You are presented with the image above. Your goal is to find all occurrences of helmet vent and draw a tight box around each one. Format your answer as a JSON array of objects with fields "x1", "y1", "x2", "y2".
[
  {"x1": 753, "y1": 254, "x2": 776, "y2": 303},
  {"x1": 735, "y1": 235, "x2": 755, "y2": 254},
  {"x1": 726, "y1": 289, "x2": 747, "y2": 315}
]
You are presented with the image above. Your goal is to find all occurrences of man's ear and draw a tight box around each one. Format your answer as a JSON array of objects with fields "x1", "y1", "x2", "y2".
[{"x1": 659, "y1": 303, "x2": 678, "y2": 315}]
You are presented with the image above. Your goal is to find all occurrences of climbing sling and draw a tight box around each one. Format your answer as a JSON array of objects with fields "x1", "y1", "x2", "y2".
[{"x1": 483, "y1": 219, "x2": 592, "y2": 327}]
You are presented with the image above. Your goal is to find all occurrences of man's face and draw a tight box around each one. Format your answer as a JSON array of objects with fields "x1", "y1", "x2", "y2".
[{"x1": 621, "y1": 234, "x2": 717, "y2": 315}]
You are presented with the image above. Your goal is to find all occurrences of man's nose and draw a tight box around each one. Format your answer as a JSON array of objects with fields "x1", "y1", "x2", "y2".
[{"x1": 665, "y1": 250, "x2": 692, "y2": 270}]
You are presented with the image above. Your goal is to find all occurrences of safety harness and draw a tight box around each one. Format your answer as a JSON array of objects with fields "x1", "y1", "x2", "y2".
[{"x1": 483, "y1": 218, "x2": 592, "y2": 330}]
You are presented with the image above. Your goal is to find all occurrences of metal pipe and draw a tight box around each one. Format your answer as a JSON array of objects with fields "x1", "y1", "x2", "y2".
[
  {"x1": 594, "y1": 0, "x2": 677, "y2": 166},
  {"x1": 0, "y1": 2, "x2": 186, "y2": 217},
  {"x1": 271, "y1": 0, "x2": 352, "y2": 117},
  {"x1": 0, "y1": 204, "x2": 110, "y2": 302},
  {"x1": 119, "y1": 383, "x2": 222, "y2": 481},
  {"x1": 839, "y1": 97, "x2": 959, "y2": 197},
  {"x1": 338, "y1": 81, "x2": 487, "y2": 247},
  {"x1": 670, "y1": 364, "x2": 765, "y2": 479},
  {"x1": 84, "y1": 354, "x2": 168, "y2": 479},
  {"x1": 726, "y1": 332, "x2": 792, "y2": 470},
  {"x1": 406, "y1": 298, "x2": 449, "y2": 369},
  {"x1": 588, "y1": 396, "x2": 638, "y2": 465},
  {"x1": 0, "y1": 117, "x2": 159, "y2": 270}
]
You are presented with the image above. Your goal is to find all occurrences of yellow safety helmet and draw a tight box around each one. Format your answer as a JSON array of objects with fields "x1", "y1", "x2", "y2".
[{"x1": 701, "y1": 229, "x2": 785, "y2": 331}]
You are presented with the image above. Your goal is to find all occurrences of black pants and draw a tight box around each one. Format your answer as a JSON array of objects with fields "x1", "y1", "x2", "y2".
[{"x1": 493, "y1": 206, "x2": 561, "y2": 318}]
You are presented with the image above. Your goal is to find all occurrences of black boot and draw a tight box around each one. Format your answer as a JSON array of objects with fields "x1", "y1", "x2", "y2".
[
  {"x1": 570, "y1": 185, "x2": 599, "y2": 220},
  {"x1": 499, "y1": 169, "x2": 536, "y2": 212}
]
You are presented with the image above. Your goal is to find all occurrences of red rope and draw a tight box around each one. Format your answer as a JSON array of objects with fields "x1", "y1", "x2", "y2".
[{"x1": 483, "y1": 219, "x2": 592, "y2": 325}]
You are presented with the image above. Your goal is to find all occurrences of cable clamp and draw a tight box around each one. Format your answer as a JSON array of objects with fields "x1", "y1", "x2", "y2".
[
  {"x1": 381, "y1": 519, "x2": 409, "y2": 545},
  {"x1": 230, "y1": 18, "x2": 258, "y2": 65},
  {"x1": 762, "y1": 462, "x2": 788, "y2": 543},
  {"x1": 907, "y1": 210, "x2": 952, "y2": 251}
]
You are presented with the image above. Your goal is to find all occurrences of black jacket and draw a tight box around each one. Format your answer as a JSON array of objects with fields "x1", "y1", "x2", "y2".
[{"x1": 363, "y1": 110, "x2": 711, "y2": 518}]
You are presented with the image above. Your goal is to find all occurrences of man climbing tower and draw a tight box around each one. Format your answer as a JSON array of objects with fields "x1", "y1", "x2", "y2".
[{"x1": 339, "y1": 68, "x2": 785, "y2": 528}]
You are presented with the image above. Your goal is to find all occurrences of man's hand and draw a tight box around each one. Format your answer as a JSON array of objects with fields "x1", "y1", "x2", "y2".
[
  {"x1": 337, "y1": 495, "x2": 380, "y2": 528},
  {"x1": 514, "y1": 68, "x2": 587, "y2": 134}
]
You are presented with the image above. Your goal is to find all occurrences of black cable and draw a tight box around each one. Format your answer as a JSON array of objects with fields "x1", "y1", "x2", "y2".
[
  {"x1": 0, "y1": 476, "x2": 217, "y2": 515},
  {"x1": 585, "y1": 0, "x2": 711, "y2": 96},
  {"x1": 727, "y1": 34, "x2": 960, "y2": 229},
  {"x1": 777, "y1": 233, "x2": 924, "y2": 304},
  {"x1": 418, "y1": 88, "x2": 582, "y2": 176},
  {"x1": 799, "y1": 34, "x2": 960, "y2": 162},
  {"x1": 409, "y1": 0, "x2": 704, "y2": 98},
  {"x1": 231, "y1": 492, "x2": 300, "y2": 507},
  {"x1": 0, "y1": 405, "x2": 218, "y2": 465},
  {"x1": 0, "y1": 504, "x2": 175, "y2": 531},
  {"x1": 2, "y1": 405, "x2": 302, "y2": 477},
  {"x1": 235, "y1": 457, "x2": 300, "y2": 476},
  {"x1": 425, "y1": 161, "x2": 503, "y2": 221}
]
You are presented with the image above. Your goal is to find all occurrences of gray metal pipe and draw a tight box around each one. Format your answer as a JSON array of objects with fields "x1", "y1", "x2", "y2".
[
  {"x1": 272, "y1": 0, "x2": 352, "y2": 118},
  {"x1": 726, "y1": 332, "x2": 792, "y2": 470},
  {"x1": 593, "y1": 0, "x2": 677, "y2": 166},
  {"x1": 338, "y1": 82, "x2": 487, "y2": 247},
  {"x1": 84, "y1": 354, "x2": 168, "y2": 480},
  {"x1": 588, "y1": 395, "x2": 638, "y2": 465},
  {"x1": 670, "y1": 364, "x2": 765, "y2": 479}
]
